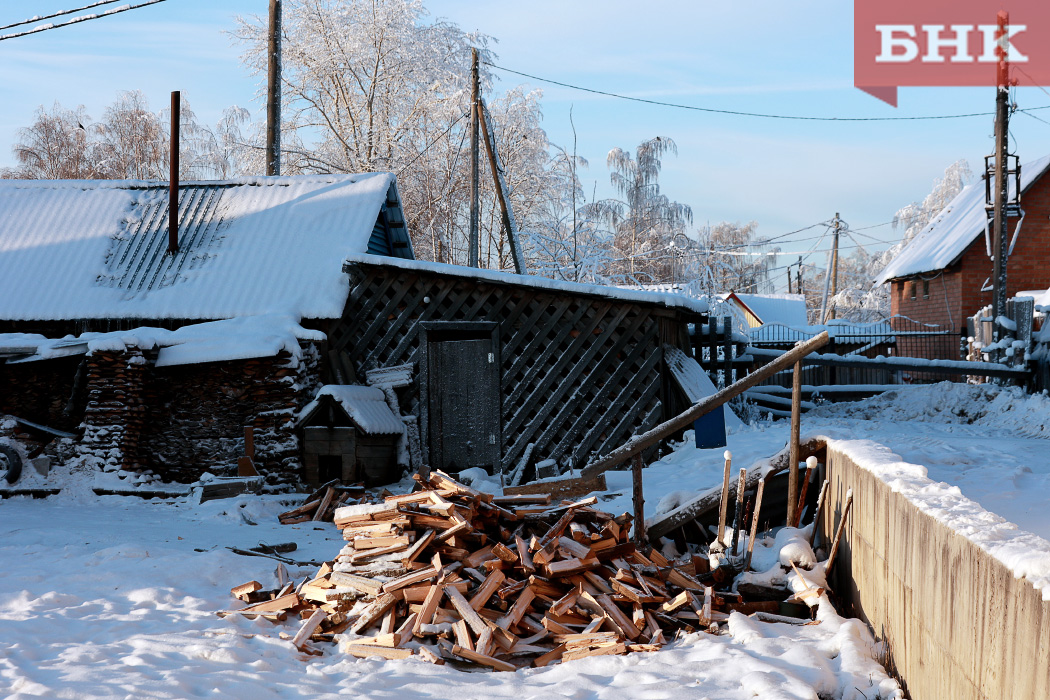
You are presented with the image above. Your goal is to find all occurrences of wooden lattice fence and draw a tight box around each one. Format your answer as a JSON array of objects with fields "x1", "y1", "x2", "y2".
[{"x1": 331, "y1": 260, "x2": 699, "y2": 478}]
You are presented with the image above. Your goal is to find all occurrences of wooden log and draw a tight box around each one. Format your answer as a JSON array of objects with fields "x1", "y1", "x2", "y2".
[
  {"x1": 731, "y1": 467, "x2": 746, "y2": 556},
  {"x1": 744, "y1": 479, "x2": 767, "y2": 572},
  {"x1": 231, "y1": 580, "x2": 262, "y2": 601},
  {"x1": 632, "y1": 454, "x2": 646, "y2": 545},
  {"x1": 344, "y1": 644, "x2": 414, "y2": 660},
  {"x1": 809, "y1": 479, "x2": 830, "y2": 547},
  {"x1": 716, "y1": 450, "x2": 732, "y2": 546},
  {"x1": 496, "y1": 586, "x2": 535, "y2": 630},
  {"x1": 515, "y1": 534, "x2": 535, "y2": 573},
  {"x1": 469, "y1": 570, "x2": 505, "y2": 611},
  {"x1": 350, "y1": 592, "x2": 398, "y2": 634},
  {"x1": 825, "y1": 492, "x2": 853, "y2": 573}
]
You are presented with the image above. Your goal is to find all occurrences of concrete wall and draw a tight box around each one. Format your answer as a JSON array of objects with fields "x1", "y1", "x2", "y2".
[{"x1": 822, "y1": 445, "x2": 1050, "y2": 700}]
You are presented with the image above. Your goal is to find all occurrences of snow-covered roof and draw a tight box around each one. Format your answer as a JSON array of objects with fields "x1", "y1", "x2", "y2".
[
  {"x1": 724, "y1": 293, "x2": 808, "y2": 327},
  {"x1": 298, "y1": 385, "x2": 404, "y2": 435},
  {"x1": 877, "y1": 154, "x2": 1050, "y2": 284},
  {"x1": 344, "y1": 255, "x2": 710, "y2": 314},
  {"x1": 0, "y1": 313, "x2": 324, "y2": 367},
  {"x1": 0, "y1": 174, "x2": 410, "y2": 322}
]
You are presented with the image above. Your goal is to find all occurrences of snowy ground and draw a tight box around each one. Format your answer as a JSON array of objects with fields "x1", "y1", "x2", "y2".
[{"x1": 3, "y1": 382, "x2": 1049, "y2": 699}]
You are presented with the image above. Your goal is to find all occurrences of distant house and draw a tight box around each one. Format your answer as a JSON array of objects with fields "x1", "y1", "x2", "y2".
[
  {"x1": 0, "y1": 175, "x2": 707, "y2": 487},
  {"x1": 720, "y1": 292, "x2": 808, "y2": 330},
  {"x1": 876, "y1": 154, "x2": 1050, "y2": 356}
]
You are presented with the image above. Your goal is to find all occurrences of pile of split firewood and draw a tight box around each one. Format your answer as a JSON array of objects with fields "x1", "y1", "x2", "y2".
[
  {"x1": 222, "y1": 470, "x2": 809, "y2": 670},
  {"x1": 277, "y1": 480, "x2": 365, "y2": 524}
]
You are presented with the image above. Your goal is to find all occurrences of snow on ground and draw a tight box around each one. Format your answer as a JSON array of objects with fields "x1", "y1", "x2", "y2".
[
  {"x1": 1, "y1": 489, "x2": 899, "y2": 699},
  {"x1": 4, "y1": 381, "x2": 1048, "y2": 698}
]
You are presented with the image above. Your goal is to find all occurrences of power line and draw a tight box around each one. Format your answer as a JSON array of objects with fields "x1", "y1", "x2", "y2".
[
  {"x1": 396, "y1": 112, "x2": 469, "y2": 176},
  {"x1": 484, "y1": 61, "x2": 1050, "y2": 122},
  {"x1": 0, "y1": 1, "x2": 125, "y2": 32},
  {"x1": 0, "y1": 0, "x2": 166, "y2": 42}
]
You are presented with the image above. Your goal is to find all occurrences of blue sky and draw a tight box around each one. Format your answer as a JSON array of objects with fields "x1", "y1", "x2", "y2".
[{"x1": 3, "y1": 0, "x2": 1050, "y2": 290}]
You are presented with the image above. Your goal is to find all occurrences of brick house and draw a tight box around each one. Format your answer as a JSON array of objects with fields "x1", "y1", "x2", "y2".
[{"x1": 877, "y1": 154, "x2": 1050, "y2": 358}]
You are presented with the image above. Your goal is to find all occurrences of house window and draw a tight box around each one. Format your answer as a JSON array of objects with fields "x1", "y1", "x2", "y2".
[
  {"x1": 909, "y1": 280, "x2": 917, "y2": 300},
  {"x1": 922, "y1": 279, "x2": 930, "y2": 299}
]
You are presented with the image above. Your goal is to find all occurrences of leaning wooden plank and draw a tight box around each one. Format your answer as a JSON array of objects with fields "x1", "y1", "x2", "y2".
[
  {"x1": 594, "y1": 594, "x2": 641, "y2": 641},
  {"x1": 515, "y1": 534, "x2": 535, "y2": 573},
  {"x1": 344, "y1": 644, "x2": 414, "y2": 660},
  {"x1": 313, "y1": 487, "x2": 335, "y2": 522},
  {"x1": 348, "y1": 542, "x2": 409, "y2": 564},
  {"x1": 427, "y1": 470, "x2": 494, "y2": 503},
  {"x1": 533, "y1": 643, "x2": 566, "y2": 667},
  {"x1": 402, "y1": 529, "x2": 435, "y2": 565},
  {"x1": 492, "y1": 494, "x2": 552, "y2": 506},
  {"x1": 350, "y1": 592, "x2": 398, "y2": 634},
  {"x1": 291, "y1": 609, "x2": 328, "y2": 650},
  {"x1": 329, "y1": 571, "x2": 383, "y2": 596},
  {"x1": 444, "y1": 585, "x2": 490, "y2": 636},
  {"x1": 450, "y1": 644, "x2": 515, "y2": 672}
]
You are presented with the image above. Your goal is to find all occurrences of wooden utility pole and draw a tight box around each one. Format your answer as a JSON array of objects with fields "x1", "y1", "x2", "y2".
[
  {"x1": 468, "y1": 47, "x2": 480, "y2": 268},
  {"x1": 168, "y1": 90, "x2": 180, "y2": 255},
  {"x1": 786, "y1": 268, "x2": 793, "y2": 295},
  {"x1": 824, "y1": 213, "x2": 841, "y2": 322},
  {"x1": 796, "y1": 257, "x2": 804, "y2": 298},
  {"x1": 265, "y1": 0, "x2": 282, "y2": 176},
  {"x1": 992, "y1": 11, "x2": 1011, "y2": 323},
  {"x1": 478, "y1": 98, "x2": 527, "y2": 274}
]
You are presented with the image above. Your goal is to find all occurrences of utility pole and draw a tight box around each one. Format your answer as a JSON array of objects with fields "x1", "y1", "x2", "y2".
[
  {"x1": 169, "y1": 90, "x2": 180, "y2": 254},
  {"x1": 786, "y1": 268, "x2": 792, "y2": 295},
  {"x1": 468, "y1": 47, "x2": 480, "y2": 268},
  {"x1": 796, "y1": 257, "x2": 803, "y2": 298},
  {"x1": 819, "y1": 213, "x2": 840, "y2": 323},
  {"x1": 991, "y1": 10, "x2": 1011, "y2": 324},
  {"x1": 265, "y1": 0, "x2": 282, "y2": 176}
]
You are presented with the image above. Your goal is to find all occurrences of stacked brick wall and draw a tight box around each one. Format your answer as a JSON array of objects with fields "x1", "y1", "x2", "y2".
[
  {"x1": 143, "y1": 344, "x2": 320, "y2": 484},
  {"x1": 78, "y1": 349, "x2": 148, "y2": 470},
  {"x1": 0, "y1": 355, "x2": 83, "y2": 433}
]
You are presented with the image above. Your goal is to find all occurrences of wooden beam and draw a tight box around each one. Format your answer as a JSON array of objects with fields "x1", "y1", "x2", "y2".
[{"x1": 580, "y1": 332, "x2": 830, "y2": 480}]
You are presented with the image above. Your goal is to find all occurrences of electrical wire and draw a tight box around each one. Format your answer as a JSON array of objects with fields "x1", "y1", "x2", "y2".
[
  {"x1": 0, "y1": 0, "x2": 166, "y2": 42},
  {"x1": 396, "y1": 111, "x2": 469, "y2": 177},
  {"x1": 0, "y1": 0, "x2": 124, "y2": 32},
  {"x1": 484, "y1": 61, "x2": 1050, "y2": 122}
]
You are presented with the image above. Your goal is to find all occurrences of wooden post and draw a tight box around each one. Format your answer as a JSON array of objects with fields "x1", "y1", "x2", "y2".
[
  {"x1": 731, "y1": 467, "x2": 746, "y2": 556},
  {"x1": 809, "y1": 479, "x2": 830, "y2": 547},
  {"x1": 631, "y1": 454, "x2": 646, "y2": 546},
  {"x1": 825, "y1": 491, "x2": 853, "y2": 573},
  {"x1": 787, "y1": 359, "x2": 802, "y2": 526},
  {"x1": 265, "y1": 0, "x2": 282, "y2": 176},
  {"x1": 244, "y1": 426, "x2": 255, "y2": 459},
  {"x1": 707, "y1": 317, "x2": 717, "y2": 384},
  {"x1": 168, "y1": 90, "x2": 180, "y2": 254},
  {"x1": 722, "y1": 316, "x2": 733, "y2": 386},
  {"x1": 716, "y1": 450, "x2": 732, "y2": 546},
  {"x1": 468, "y1": 47, "x2": 480, "y2": 268},
  {"x1": 477, "y1": 98, "x2": 527, "y2": 274},
  {"x1": 792, "y1": 455, "x2": 818, "y2": 528},
  {"x1": 744, "y1": 479, "x2": 766, "y2": 571}
]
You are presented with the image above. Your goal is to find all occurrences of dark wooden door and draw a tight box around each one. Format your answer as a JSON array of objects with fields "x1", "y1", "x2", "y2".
[{"x1": 424, "y1": 330, "x2": 500, "y2": 473}]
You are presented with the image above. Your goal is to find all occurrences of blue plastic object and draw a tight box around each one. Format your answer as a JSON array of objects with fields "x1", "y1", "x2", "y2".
[{"x1": 693, "y1": 406, "x2": 727, "y2": 449}]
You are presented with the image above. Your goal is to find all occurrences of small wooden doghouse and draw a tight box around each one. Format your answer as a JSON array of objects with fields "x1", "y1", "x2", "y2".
[{"x1": 297, "y1": 385, "x2": 404, "y2": 487}]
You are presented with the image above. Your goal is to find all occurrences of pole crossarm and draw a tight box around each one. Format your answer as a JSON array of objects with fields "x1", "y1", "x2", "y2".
[{"x1": 579, "y1": 331, "x2": 831, "y2": 481}]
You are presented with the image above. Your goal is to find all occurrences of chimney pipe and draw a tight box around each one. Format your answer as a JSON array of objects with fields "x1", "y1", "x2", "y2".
[{"x1": 168, "y1": 90, "x2": 180, "y2": 255}]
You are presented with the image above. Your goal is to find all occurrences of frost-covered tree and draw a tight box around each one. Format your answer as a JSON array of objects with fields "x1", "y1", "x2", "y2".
[
  {"x1": 4, "y1": 93, "x2": 252, "y2": 181},
  {"x1": 588, "y1": 136, "x2": 692, "y2": 283},
  {"x1": 881, "y1": 159, "x2": 972, "y2": 270},
  {"x1": 232, "y1": 0, "x2": 569, "y2": 267},
  {"x1": 3, "y1": 103, "x2": 102, "y2": 179},
  {"x1": 694, "y1": 221, "x2": 780, "y2": 294}
]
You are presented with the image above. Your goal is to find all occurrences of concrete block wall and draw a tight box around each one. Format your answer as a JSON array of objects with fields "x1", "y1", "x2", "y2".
[{"x1": 822, "y1": 445, "x2": 1050, "y2": 700}]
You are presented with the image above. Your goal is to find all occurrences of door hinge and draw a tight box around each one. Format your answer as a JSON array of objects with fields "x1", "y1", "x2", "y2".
[
  {"x1": 488, "y1": 352, "x2": 494, "y2": 363},
  {"x1": 489, "y1": 434, "x2": 496, "y2": 444}
]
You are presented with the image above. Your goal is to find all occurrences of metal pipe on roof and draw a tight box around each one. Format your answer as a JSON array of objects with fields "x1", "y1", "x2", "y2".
[{"x1": 169, "y1": 90, "x2": 180, "y2": 255}]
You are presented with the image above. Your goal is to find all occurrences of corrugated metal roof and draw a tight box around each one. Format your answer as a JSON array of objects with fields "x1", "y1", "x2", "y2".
[
  {"x1": 877, "y1": 154, "x2": 1050, "y2": 284},
  {"x1": 0, "y1": 173, "x2": 411, "y2": 321}
]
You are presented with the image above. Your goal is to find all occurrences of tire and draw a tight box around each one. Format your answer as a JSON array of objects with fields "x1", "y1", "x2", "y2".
[{"x1": 0, "y1": 443, "x2": 22, "y2": 484}]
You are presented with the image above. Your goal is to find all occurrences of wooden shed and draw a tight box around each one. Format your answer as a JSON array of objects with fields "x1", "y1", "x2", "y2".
[
  {"x1": 330, "y1": 255, "x2": 708, "y2": 482},
  {"x1": 296, "y1": 385, "x2": 404, "y2": 487}
]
